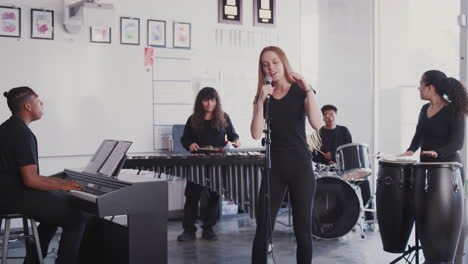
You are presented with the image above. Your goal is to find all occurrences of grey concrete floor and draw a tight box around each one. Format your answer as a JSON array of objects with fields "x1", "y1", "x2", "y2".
[{"x1": 2, "y1": 212, "x2": 417, "y2": 263}]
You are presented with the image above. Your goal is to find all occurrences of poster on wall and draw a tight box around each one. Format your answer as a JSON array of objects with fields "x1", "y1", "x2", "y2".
[
  {"x1": 147, "y1": 19, "x2": 166, "y2": 47},
  {"x1": 31, "y1": 9, "x2": 54, "y2": 39},
  {"x1": 90, "y1": 26, "x2": 111, "y2": 43},
  {"x1": 120, "y1": 17, "x2": 140, "y2": 45},
  {"x1": 173, "y1": 22, "x2": 191, "y2": 49},
  {"x1": 0, "y1": 6, "x2": 20, "y2": 38}
]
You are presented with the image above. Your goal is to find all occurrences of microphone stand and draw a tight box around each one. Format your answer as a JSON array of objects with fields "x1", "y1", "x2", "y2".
[{"x1": 260, "y1": 95, "x2": 272, "y2": 263}]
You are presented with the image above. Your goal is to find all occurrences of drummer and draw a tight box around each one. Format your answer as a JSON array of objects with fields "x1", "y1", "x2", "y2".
[{"x1": 312, "y1": 104, "x2": 375, "y2": 223}]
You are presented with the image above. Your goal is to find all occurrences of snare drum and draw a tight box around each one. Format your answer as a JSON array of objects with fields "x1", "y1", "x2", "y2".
[
  {"x1": 336, "y1": 143, "x2": 371, "y2": 180},
  {"x1": 312, "y1": 176, "x2": 361, "y2": 239}
]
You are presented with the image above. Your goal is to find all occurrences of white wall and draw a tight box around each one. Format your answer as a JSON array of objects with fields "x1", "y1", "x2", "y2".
[
  {"x1": 0, "y1": 0, "x2": 303, "y2": 174},
  {"x1": 299, "y1": 0, "x2": 459, "y2": 158},
  {"x1": 378, "y1": 0, "x2": 459, "y2": 156},
  {"x1": 301, "y1": 0, "x2": 373, "y2": 148},
  {"x1": 299, "y1": 0, "x2": 462, "y2": 184}
]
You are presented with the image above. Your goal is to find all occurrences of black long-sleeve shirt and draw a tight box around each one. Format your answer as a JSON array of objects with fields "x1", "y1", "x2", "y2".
[
  {"x1": 180, "y1": 113, "x2": 239, "y2": 151},
  {"x1": 408, "y1": 103, "x2": 465, "y2": 162},
  {"x1": 312, "y1": 125, "x2": 352, "y2": 164}
]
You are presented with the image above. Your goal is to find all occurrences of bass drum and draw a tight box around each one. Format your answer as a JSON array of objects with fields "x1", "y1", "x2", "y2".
[{"x1": 312, "y1": 176, "x2": 361, "y2": 239}]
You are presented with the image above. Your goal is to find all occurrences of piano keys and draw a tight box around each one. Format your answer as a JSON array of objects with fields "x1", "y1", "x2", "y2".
[{"x1": 52, "y1": 169, "x2": 168, "y2": 264}]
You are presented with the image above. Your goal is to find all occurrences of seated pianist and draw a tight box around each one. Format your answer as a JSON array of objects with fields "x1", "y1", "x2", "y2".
[{"x1": 0, "y1": 87, "x2": 88, "y2": 264}]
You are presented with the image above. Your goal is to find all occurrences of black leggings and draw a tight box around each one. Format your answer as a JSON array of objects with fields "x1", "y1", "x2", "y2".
[
  {"x1": 252, "y1": 149, "x2": 316, "y2": 264},
  {"x1": 182, "y1": 181, "x2": 220, "y2": 232}
]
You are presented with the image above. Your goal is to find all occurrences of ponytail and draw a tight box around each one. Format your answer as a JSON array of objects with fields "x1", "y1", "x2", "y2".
[
  {"x1": 422, "y1": 70, "x2": 468, "y2": 118},
  {"x1": 441, "y1": 77, "x2": 468, "y2": 118}
]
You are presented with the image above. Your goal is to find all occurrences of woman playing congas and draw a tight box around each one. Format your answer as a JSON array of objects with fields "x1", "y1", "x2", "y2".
[{"x1": 399, "y1": 70, "x2": 468, "y2": 263}]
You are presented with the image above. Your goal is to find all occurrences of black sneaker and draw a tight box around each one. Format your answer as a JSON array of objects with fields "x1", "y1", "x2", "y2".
[
  {"x1": 202, "y1": 228, "x2": 218, "y2": 241},
  {"x1": 177, "y1": 231, "x2": 196, "y2": 242}
]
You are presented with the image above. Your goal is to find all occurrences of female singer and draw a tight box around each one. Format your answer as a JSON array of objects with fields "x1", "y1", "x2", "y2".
[
  {"x1": 177, "y1": 87, "x2": 240, "y2": 242},
  {"x1": 250, "y1": 46, "x2": 322, "y2": 264}
]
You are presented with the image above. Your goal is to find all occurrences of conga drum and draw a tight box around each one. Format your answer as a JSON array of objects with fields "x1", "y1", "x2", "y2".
[
  {"x1": 376, "y1": 160, "x2": 415, "y2": 253},
  {"x1": 413, "y1": 162, "x2": 463, "y2": 263}
]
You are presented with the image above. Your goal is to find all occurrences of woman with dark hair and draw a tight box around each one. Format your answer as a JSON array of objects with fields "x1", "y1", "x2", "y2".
[
  {"x1": 0, "y1": 87, "x2": 87, "y2": 264},
  {"x1": 250, "y1": 46, "x2": 322, "y2": 264},
  {"x1": 401, "y1": 70, "x2": 468, "y2": 161},
  {"x1": 400, "y1": 70, "x2": 468, "y2": 263},
  {"x1": 177, "y1": 87, "x2": 240, "y2": 242}
]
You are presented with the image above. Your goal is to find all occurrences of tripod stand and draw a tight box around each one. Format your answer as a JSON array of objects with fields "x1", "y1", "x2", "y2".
[{"x1": 390, "y1": 227, "x2": 423, "y2": 264}]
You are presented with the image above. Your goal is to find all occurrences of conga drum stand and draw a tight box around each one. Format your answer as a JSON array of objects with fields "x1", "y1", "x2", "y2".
[{"x1": 390, "y1": 226, "x2": 422, "y2": 264}]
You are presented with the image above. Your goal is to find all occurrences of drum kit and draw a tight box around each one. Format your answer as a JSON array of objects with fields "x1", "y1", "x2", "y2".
[
  {"x1": 312, "y1": 141, "x2": 465, "y2": 263},
  {"x1": 312, "y1": 143, "x2": 373, "y2": 240}
]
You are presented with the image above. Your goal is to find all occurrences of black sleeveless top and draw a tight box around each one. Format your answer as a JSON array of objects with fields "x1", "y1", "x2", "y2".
[{"x1": 267, "y1": 83, "x2": 309, "y2": 153}]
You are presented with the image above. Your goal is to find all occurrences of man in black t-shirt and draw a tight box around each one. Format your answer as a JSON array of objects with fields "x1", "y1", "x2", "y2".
[
  {"x1": 312, "y1": 104, "x2": 374, "y2": 222},
  {"x1": 312, "y1": 105, "x2": 352, "y2": 165},
  {"x1": 0, "y1": 87, "x2": 87, "y2": 264}
]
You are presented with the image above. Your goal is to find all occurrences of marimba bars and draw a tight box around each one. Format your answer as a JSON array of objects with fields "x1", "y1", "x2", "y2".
[{"x1": 124, "y1": 152, "x2": 265, "y2": 218}]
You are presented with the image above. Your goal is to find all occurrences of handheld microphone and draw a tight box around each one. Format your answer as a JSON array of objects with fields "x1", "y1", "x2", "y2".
[{"x1": 264, "y1": 76, "x2": 273, "y2": 99}]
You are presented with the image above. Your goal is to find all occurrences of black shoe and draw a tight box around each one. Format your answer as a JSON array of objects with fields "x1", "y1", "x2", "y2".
[
  {"x1": 202, "y1": 228, "x2": 218, "y2": 241},
  {"x1": 177, "y1": 231, "x2": 196, "y2": 242}
]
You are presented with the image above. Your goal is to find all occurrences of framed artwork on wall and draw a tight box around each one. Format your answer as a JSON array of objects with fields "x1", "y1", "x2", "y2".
[
  {"x1": 173, "y1": 22, "x2": 190, "y2": 49},
  {"x1": 218, "y1": 0, "x2": 242, "y2": 25},
  {"x1": 147, "y1": 19, "x2": 166, "y2": 47},
  {"x1": 120, "y1": 17, "x2": 140, "y2": 45},
  {"x1": 254, "y1": 0, "x2": 275, "y2": 27},
  {"x1": 0, "y1": 6, "x2": 21, "y2": 38},
  {"x1": 90, "y1": 26, "x2": 111, "y2": 43},
  {"x1": 31, "y1": 9, "x2": 54, "y2": 39}
]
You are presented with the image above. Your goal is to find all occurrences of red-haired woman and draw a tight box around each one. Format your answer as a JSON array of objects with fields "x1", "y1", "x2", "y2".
[{"x1": 250, "y1": 46, "x2": 322, "y2": 264}]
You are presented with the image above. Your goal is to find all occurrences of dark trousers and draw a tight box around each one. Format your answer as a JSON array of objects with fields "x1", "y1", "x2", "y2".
[
  {"x1": 182, "y1": 181, "x2": 220, "y2": 233},
  {"x1": 1, "y1": 190, "x2": 87, "y2": 264},
  {"x1": 352, "y1": 179, "x2": 374, "y2": 221},
  {"x1": 252, "y1": 149, "x2": 316, "y2": 264}
]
